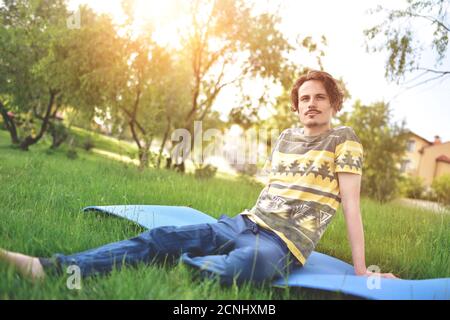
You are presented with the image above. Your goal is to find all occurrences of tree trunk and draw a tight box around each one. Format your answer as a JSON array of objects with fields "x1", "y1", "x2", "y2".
[
  {"x1": 138, "y1": 148, "x2": 149, "y2": 170},
  {"x1": 138, "y1": 138, "x2": 153, "y2": 170},
  {"x1": 157, "y1": 117, "x2": 171, "y2": 169},
  {"x1": 0, "y1": 100, "x2": 20, "y2": 145},
  {"x1": 19, "y1": 90, "x2": 57, "y2": 151},
  {"x1": 167, "y1": 124, "x2": 197, "y2": 173}
]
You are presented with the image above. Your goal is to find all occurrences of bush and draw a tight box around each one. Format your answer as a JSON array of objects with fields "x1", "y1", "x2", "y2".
[
  {"x1": 398, "y1": 175, "x2": 426, "y2": 199},
  {"x1": 238, "y1": 174, "x2": 264, "y2": 190},
  {"x1": 66, "y1": 148, "x2": 78, "y2": 160},
  {"x1": 431, "y1": 174, "x2": 450, "y2": 206},
  {"x1": 231, "y1": 163, "x2": 258, "y2": 176},
  {"x1": 48, "y1": 121, "x2": 69, "y2": 149},
  {"x1": 194, "y1": 164, "x2": 217, "y2": 179},
  {"x1": 83, "y1": 137, "x2": 95, "y2": 151},
  {"x1": 422, "y1": 188, "x2": 438, "y2": 202}
]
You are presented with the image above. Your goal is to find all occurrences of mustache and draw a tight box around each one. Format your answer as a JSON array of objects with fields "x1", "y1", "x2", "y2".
[{"x1": 304, "y1": 109, "x2": 321, "y2": 115}]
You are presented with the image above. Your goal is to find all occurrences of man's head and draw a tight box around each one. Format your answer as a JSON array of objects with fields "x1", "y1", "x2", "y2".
[{"x1": 290, "y1": 70, "x2": 343, "y2": 130}]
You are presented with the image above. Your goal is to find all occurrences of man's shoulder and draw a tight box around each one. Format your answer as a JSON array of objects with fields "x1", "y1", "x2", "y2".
[
  {"x1": 333, "y1": 125, "x2": 355, "y2": 134},
  {"x1": 332, "y1": 126, "x2": 361, "y2": 143}
]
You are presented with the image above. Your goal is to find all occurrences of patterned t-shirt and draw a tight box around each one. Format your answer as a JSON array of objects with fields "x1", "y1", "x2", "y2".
[{"x1": 241, "y1": 126, "x2": 364, "y2": 266}]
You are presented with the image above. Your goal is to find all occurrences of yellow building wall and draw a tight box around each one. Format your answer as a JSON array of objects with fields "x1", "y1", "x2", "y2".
[
  {"x1": 404, "y1": 136, "x2": 431, "y2": 176},
  {"x1": 417, "y1": 142, "x2": 450, "y2": 186},
  {"x1": 435, "y1": 161, "x2": 450, "y2": 179}
]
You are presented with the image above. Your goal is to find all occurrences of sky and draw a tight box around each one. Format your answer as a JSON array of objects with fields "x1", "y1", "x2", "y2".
[{"x1": 69, "y1": 0, "x2": 450, "y2": 142}]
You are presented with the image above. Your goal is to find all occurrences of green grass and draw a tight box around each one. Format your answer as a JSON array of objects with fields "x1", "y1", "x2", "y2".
[
  {"x1": 0, "y1": 129, "x2": 449, "y2": 299},
  {"x1": 68, "y1": 126, "x2": 138, "y2": 157}
]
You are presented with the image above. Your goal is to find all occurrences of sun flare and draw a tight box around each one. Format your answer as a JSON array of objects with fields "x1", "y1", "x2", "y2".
[{"x1": 70, "y1": 0, "x2": 188, "y2": 47}]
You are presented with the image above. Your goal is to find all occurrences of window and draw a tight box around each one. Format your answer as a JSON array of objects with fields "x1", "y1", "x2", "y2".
[
  {"x1": 406, "y1": 140, "x2": 415, "y2": 152},
  {"x1": 400, "y1": 159, "x2": 411, "y2": 173}
]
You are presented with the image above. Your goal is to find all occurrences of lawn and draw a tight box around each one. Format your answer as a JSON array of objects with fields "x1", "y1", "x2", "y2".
[{"x1": 0, "y1": 129, "x2": 449, "y2": 299}]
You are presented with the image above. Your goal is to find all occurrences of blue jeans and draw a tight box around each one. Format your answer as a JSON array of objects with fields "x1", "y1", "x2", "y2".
[{"x1": 39, "y1": 214, "x2": 299, "y2": 286}]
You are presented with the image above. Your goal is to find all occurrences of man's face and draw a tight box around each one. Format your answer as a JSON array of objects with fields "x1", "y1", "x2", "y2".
[{"x1": 296, "y1": 80, "x2": 336, "y2": 129}]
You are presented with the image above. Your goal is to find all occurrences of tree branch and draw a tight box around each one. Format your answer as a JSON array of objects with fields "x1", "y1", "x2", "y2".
[
  {"x1": 19, "y1": 89, "x2": 58, "y2": 150},
  {"x1": 416, "y1": 67, "x2": 450, "y2": 75},
  {"x1": 404, "y1": 10, "x2": 450, "y2": 33},
  {"x1": 405, "y1": 72, "x2": 450, "y2": 89}
]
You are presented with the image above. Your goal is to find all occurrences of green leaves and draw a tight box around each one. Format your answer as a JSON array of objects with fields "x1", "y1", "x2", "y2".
[
  {"x1": 364, "y1": 0, "x2": 450, "y2": 85},
  {"x1": 338, "y1": 101, "x2": 410, "y2": 202}
]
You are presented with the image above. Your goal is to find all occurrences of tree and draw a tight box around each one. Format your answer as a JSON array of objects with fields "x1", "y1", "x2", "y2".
[
  {"x1": 337, "y1": 101, "x2": 410, "y2": 202},
  {"x1": 116, "y1": 37, "x2": 181, "y2": 169},
  {"x1": 94, "y1": 0, "x2": 192, "y2": 170},
  {"x1": 0, "y1": 0, "x2": 68, "y2": 149},
  {"x1": 364, "y1": 0, "x2": 450, "y2": 86},
  {"x1": 40, "y1": 6, "x2": 128, "y2": 148},
  {"x1": 165, "y1": 0, "x2": 295, "y2": 171},
  {"x1": 0, "y1": 1, "x2": 124, "y2": 150}
]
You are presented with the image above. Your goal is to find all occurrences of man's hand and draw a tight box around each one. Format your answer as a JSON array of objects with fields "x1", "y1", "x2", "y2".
[{"x1": 356, "y1": 269, "x2": 401, "y2": 279}]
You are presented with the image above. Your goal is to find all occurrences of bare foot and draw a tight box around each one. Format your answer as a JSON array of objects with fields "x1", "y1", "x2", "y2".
[{"x1": 0, "y1": 248, "x2": 46, "y2": 282}]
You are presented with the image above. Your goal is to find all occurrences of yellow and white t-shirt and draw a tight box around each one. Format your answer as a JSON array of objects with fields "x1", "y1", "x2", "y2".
[{"x1": 241, "y1": 126, "x2": 364, "y2": 266}]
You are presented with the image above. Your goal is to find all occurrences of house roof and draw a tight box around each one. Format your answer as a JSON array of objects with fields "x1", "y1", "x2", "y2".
[
  {"x1": 436, "y1": 155, "x2": 450, "y2": 164},
  {"x1": 407, "y1": 131, "x2": 432, "y2": 145}
]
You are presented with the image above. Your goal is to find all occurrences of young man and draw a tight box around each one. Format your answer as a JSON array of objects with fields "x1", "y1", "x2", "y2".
[{"x1": 0, "y1": 70, "x2": 398, "y2": 285}]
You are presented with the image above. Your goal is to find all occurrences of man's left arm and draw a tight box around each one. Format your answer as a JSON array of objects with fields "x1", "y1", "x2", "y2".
[
  {"x1": 337, "y1": 172, "x2": 366, "y2": 275},
  {"x1": 338, "y1": 172, "x2": 400, "y2": 279}
]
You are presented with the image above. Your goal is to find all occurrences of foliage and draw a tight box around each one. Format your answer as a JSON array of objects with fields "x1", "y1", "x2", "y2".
[
  {"x1": 0, "y1": 0, "x2": 68, "y2": 148},
  {"x1": 165, "y1": 0, "x2": 301, "y2": 170},
  {"x1": 194, "y1": 164, "x2": 218, "y2": 179},
  {"x1": 431, "y1": 174, "x2": 450, "y2": 206},
  {"x1": 232, "y1": 163, "x2": 258, "y2": 176},
  {"x1": 82, "y1": 137, "x2": 95, "y2": 151},
  {"x1": 364, "y1": 0, "x2": 450, "y2": 85},
  {"x1": 0, "y1": 1, "x2": 125, "y2": 150},
  {"x1": 398, "y1": 175, "x2": 426, "y2": 199},
  {"x1": 337, "y1": 101, "x2": 410, "y2": 202},
  {"x1": 66, "y1": 148, "x2": 78, "y2": 160},
  {"x1": 48, "y1": 121, "x2": 69, "y2": 149}
]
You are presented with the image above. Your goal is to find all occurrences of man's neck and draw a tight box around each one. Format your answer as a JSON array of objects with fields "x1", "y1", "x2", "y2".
[{"x1": 303, "y1": 124, "x2": 332, "y2": 137}]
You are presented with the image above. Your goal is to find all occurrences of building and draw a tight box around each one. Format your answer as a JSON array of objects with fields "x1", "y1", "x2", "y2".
[{"x1": 401, "y1": 131, "x2": 450, "y2": 186}]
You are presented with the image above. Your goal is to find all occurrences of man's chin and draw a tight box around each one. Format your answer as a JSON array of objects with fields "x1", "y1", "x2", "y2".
[{"x1": 302, "y1": 121, "x2": 319, "y2": 128}]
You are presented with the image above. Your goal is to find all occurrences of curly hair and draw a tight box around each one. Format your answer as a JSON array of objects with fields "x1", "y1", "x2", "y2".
[{"x1": 290, "y1": 70, "x2": 344, "y2": 113}]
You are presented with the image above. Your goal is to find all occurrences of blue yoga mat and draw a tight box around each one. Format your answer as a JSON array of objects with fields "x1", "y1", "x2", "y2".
[{"x1": 83, "y1": 205, "x2": 450, "y2": 300}]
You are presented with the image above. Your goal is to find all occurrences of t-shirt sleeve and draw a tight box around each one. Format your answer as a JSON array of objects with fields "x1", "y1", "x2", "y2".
[{"x1": 334, "y1": 127, "x2": 364, "y2": 175}]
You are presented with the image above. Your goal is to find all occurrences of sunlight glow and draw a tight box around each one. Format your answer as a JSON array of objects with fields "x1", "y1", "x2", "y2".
[
  {"x1": 70, "y1": 0, "x2": 189, "y2": 47},
  {"x1": 67, "y1": 0, "x2": 450, "y2": 141}
]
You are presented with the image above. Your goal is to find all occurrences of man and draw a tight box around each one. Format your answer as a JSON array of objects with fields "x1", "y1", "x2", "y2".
[{"x1": 0, "y1": 70, "x2": 398, "y2": 285}]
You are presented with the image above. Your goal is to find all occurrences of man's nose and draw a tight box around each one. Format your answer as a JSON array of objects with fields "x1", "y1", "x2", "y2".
[
  {"x1": 307, "y1": 96, "x2": 318, "y2": 105},
  {"x1": 307, "y1": 100, "x2": 318, "y2": 108}
]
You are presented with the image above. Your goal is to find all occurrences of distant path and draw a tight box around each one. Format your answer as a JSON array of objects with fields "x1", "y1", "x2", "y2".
[
  {"x1": 395, "y1": 198, "x2": 450, "y2": 214},
  {"x1": 91, "y1": 148, "x2": 139, "y2": 166}
]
